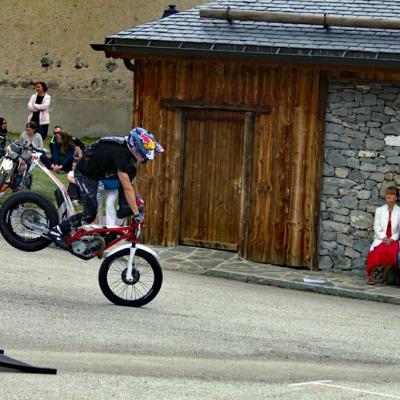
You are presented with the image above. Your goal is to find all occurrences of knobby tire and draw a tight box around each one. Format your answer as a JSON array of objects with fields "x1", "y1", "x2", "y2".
[
  {"x1": 98, "y1": 248, "x2": 163, "y2": 307},
  {"x1": 0, "y1": 191, "x2": 58, "y2": 252}
]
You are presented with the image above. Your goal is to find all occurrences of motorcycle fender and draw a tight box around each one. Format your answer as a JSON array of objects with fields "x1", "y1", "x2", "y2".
[{"x1": 104, "y1": 243, "x2": 160, "y2": 260}]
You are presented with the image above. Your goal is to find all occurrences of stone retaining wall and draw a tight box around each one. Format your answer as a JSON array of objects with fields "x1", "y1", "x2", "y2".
[
  {"x1": 319, "y1": 81, "x2": 400, "y2": 273},
  {"x1": 0, "y1": 0, "x2": 204, "y2": 135}
]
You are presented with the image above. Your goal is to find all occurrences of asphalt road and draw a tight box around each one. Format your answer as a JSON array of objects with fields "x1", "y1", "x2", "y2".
[{"x1": 1, "y1": 240, "x2": 400, "y2": 399}]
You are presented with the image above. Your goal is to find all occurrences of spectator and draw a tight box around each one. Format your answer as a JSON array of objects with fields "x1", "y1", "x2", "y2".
[
  {"x1": 71, "y1": 135, "x2": 85, "y2": 154},
  {"x1": 50, "y1": 125, "x2": 63, "y2": 148},
  {"x1": 51, "y1": 131, "x2": 75, "y2": 173},
  {"x1": 65, "y1": 134, "x2": 84, "y2": 202},
  {"x1": 0, "y1": 117, "x2": 8, "y2": 157},
  {"x1": 67, "y1": 169, "x2": 81, "y2": 204},
  {"x1": 28, "y1": 81, "x2": 51, "y2": 140},
  {"x1": 51, "y1": 126, "x2": 84, "y2": 164},
  {"x1": 366, "y1": 186, "x2": 400, "y2": 285},
  {"x1": 73, "y1": 140, "x2": 83, "y2": 161},
  {"x1": 20, "y1": 121, "x2": 43, "y2": 150},
  {"x1": 15, "y1": 121, "x2": 44, "y2": 189}
]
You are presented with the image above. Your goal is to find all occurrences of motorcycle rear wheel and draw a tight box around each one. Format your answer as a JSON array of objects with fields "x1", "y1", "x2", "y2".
[
  {"x1": 98, "y1": 248, "x2": 163, "y2": 307},
  {"x1": 0, "y1": 191, "x2": 58, "y2": 252}
]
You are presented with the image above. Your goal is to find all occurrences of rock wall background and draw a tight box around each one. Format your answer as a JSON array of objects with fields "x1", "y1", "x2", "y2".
[
  {"x1": 319, "y1": 81, "x2": 400, "y2": 273},
  {"x1": 0, "y1": 0, "x2": 204, "y2": 135}
]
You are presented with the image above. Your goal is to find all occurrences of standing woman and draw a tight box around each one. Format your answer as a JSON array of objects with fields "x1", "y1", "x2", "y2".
[
  {"x1": 27, "y1": 81, "x2": 51, "y2": 141},
  {"x1": 366, "y1": 186, "x2": 400, "y2": 285}
]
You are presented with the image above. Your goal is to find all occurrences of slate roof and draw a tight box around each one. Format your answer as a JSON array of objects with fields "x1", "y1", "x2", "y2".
[{"x1": 92, "y1": 0, "x2": 400, "y2": 66}]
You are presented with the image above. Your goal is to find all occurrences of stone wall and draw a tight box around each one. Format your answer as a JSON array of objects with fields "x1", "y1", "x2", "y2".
[
  {"x1": 319, "y1": 81, "x2": 400, "y2": 273},
  {"x1": 0, "y1": 0, "x2": 204, "y2": 135}
]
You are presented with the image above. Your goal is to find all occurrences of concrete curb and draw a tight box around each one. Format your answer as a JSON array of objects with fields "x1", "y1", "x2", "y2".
[{"x1": 205, "y1": 269, "x2": 400, "y2": 305}]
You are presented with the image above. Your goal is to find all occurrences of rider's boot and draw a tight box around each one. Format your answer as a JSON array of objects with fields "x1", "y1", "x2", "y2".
[{"x1": 47, "y1": 226, "x2": 70, "y2": 250}]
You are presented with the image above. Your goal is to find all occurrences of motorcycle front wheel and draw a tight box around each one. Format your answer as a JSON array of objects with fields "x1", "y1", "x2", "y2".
[
  {"x1": 0, "y1": 191, "x2": 58, "y2": 251},
  {"x1": 98, "y1": 248, "x2": 163, "y2": 307}
]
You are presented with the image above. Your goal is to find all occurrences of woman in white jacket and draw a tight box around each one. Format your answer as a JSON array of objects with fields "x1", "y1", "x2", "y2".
[
  {"x1": 27, "y1": 81, "x2": 51, "y2": 141},
  {"x1": 366, "y1": 186, "x2": 400, "y2": 284}
]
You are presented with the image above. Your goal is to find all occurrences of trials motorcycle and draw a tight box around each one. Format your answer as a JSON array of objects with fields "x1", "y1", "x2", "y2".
[
  {"x1": 0, "y1": 141, "x2": 33, "y2": 195},
  {"x1": 0, "y1": 149, "x2": 162, "y2": 307}
]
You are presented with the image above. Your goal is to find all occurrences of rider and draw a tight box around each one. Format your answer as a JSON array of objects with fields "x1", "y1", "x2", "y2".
[{"x1": 47, "y1": 127, "x2": 164, "y2": 249}]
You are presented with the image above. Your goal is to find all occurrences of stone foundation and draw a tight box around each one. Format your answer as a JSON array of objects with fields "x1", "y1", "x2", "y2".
[{"x1": 319, "y1": 81, "x2": 400, "y2": 272}]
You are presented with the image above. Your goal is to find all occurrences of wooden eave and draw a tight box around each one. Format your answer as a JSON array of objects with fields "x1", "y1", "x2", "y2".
[{"x1": 91, "y1": 40, "x2": 400, "y2": 69}]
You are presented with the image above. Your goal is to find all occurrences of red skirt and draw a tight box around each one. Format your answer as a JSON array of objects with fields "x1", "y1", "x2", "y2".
[{"x1": 366, "y1": 241, "x2": 399, "y2": 275}]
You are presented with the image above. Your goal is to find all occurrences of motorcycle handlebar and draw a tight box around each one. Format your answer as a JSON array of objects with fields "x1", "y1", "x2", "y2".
[
  {"x1": 8, "y1": 140, "x2": 44, "y2": 152},
  {"x1": 27, "y1": 144, "x2": 45, "y2": 153}
]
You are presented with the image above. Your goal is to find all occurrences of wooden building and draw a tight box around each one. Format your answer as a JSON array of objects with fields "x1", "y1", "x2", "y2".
[{"x1": 92, "y1": 0, "x2": 400, "y2": 270}]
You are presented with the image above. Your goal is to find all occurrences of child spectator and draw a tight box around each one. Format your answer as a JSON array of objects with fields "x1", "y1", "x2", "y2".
[{"x1": 67, "y1": 169, "x2": 81, "y2": 204}]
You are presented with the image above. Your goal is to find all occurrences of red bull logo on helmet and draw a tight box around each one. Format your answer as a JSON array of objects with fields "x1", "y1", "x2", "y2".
[{"x1": 138, "y1": 131, "x2": 155, "y2": 151}]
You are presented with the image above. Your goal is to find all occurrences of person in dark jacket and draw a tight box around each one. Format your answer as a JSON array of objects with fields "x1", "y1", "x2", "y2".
[{"x1": 50, "y1": 131, "x2": 75, "y2": 173}]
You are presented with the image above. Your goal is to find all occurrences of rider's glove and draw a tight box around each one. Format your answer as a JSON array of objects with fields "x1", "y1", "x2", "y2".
[
  {"x1": 136, "y1": 195, "x2": 145, "y2": 213},
  {"x1": 133, "y1": 213, "x2": 144, "y2": 225}
]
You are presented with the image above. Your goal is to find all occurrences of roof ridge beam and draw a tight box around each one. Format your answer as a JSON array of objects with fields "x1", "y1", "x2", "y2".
[{"x1": 199, "y1": 8, "x2": 400, "y2": 30}]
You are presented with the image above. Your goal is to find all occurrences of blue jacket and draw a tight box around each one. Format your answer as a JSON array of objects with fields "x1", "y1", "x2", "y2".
[{"x1": 50, "y1": 142, "x2": 75, "y2": 171}]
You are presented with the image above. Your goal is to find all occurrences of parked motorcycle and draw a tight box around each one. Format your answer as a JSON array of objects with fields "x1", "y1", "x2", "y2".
[
  {"x1": 0, "y1": 141, "x2": 33, "y2": 196},
  {"x1": 0, "y1": 148, "x2": 163, "y2": 307}
]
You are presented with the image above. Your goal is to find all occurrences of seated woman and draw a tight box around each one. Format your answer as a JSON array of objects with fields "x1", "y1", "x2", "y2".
[
  {"x1": 51, "y1": 131, "x2": 75, "y2": 173},
  {"x1": 20, "y1": 121, "x2": 44, "y2": 150},
  {"x1": 366, "y1": 186, "x2": 400, "y2": 285},
  {"x1": 19, "y1": 121, "x2": 45, "y2": 166}
]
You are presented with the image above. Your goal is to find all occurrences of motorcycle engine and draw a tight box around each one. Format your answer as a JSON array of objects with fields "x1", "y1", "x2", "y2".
[{"x1": 70, "y1": 235, "x2": 105, "y2": 259}]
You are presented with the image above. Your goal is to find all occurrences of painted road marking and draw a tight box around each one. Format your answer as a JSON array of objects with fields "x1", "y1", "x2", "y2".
[
  {"x1": 289, "y1": 380, "x2": 400, "y2": 399},
  {"x1": 290, "y1": 380, "x2": 332, "y2": 387}
]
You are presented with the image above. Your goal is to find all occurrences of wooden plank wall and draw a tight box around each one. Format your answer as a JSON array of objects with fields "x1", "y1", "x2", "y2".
[
  {"x1": 329, "y1": 69, "x2": 400, "y2": 83},
  {"x1": 245, "y1": 67, "x2": 326, "y2": 267},
  {"x1": 181, "y1": 109, "x2": 245, "y2": 250},
  {"x1": 132, "y1": 59, "x2": 327, "y2": 268}
]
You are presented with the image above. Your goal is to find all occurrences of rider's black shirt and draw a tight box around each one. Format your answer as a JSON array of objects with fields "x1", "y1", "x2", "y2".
[{"x1": 76, "y1": 142, "x2": 137, "y2": 180}]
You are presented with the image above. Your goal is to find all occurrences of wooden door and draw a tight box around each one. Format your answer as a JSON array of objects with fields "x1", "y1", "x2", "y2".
[{"x1": 180, "y1": 109, "x2": 244, "y2": 251}]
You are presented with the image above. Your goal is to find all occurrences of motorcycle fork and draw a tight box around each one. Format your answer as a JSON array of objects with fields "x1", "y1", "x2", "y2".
[{"x1": 125, "y1": 245, "x2": 137, "y2": 283}]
